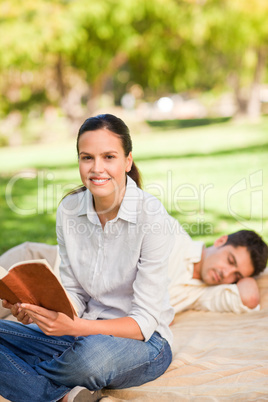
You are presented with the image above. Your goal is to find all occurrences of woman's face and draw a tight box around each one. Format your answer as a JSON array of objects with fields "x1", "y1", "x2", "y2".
[{"x1": 78, "y1": 129, "x2": 133, "y2": 207}]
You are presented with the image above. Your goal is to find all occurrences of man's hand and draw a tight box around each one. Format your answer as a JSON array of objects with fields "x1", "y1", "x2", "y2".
[
  {"x1": 1, "y1": 299, "x2": 33, "y2": 324},
  {"x1": 237, "y1": 277, "x2": 260, "y2": 309}
]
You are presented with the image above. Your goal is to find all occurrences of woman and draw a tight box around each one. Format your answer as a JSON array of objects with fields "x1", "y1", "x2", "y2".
[{"x1": 0, "y1": 114, "x2": 174, "y2": 402}]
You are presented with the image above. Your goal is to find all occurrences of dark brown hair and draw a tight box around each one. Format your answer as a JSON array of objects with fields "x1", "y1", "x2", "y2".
[
  {"x1": 225, "y1": 230, "x2": 268, "y2": 276},
  {"x1": 67, "y1": 114, "x2": 142, "y2": 197}
]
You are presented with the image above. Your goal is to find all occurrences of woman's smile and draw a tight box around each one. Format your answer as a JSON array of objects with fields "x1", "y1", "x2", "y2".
[{"x1": 89, "y1": 177, "x2": 111, "y2": 185}]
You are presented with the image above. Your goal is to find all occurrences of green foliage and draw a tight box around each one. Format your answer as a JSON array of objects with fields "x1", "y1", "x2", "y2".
[{"x1": 0, "y1": 0, "x2": 268, "y2": 119}]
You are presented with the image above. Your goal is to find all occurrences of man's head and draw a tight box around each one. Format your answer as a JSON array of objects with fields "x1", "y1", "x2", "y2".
[{"x1": 199, "y1": 230, "x2": 268, "y2": 285}]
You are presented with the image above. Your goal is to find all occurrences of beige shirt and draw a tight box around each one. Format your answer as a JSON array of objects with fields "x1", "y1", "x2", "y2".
[{"x1": 167, "y1": 218, "x2": 259, "y2": 314}]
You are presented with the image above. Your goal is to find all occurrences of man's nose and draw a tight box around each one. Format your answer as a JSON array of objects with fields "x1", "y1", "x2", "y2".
[{"x1": 222, "y1": 265, "x2": 236, "y2": 279}]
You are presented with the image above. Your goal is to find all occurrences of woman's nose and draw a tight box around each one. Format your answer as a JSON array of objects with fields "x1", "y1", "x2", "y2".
[{"x1": 92, "y1": 158, "x2": 104, "y2": 172}]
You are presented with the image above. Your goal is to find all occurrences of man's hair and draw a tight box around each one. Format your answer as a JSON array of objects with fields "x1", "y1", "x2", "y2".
[{"x1": 225, "y1": 230, "x2": 268, "y2": 276}]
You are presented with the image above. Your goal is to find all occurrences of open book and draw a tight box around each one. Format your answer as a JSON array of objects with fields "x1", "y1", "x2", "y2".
[{"x1": 0, "y1": 259, "x2": 77, "y2": 319}]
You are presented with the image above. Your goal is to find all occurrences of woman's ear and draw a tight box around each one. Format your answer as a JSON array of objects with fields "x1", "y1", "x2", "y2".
[
  {"x1": 214, "y1": 235, "x2": 228, "y2": 247},
  {"x1": 126, "y1": 152, "x2": 133, "y2": 173}
]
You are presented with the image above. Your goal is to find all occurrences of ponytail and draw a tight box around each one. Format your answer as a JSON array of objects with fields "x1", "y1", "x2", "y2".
[{"x1": 128, "y1": 161, "x2": 142, "y2": 189}]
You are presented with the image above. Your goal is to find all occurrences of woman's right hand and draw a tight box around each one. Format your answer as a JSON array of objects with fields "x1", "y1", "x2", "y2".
[{"x1": 2, "y1": 299, "x2": 33, "y2": 325}]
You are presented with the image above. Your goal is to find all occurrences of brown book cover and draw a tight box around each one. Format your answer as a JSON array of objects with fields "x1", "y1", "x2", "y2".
[{"x1": 0, "y1": 259, "x2": 77, "y2": 319}]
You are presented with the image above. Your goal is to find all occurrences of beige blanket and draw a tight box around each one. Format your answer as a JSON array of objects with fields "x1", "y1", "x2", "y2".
[
  {"x1": 1, "y1": 270, "x2": 268, "y2": 401},
  {"x1": 102, "y1": 270, "x2": 268, "y2": 401}
]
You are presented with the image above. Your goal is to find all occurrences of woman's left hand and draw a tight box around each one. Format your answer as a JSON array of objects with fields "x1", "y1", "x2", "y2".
[{"x1": 21, "y1": 303, "x2": 79, "y2": 336}]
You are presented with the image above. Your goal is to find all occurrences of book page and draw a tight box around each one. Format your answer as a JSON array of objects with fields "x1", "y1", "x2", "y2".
[
  {"x1": 0, "y1": 260, "x2": 52, "y2": 280},
  {"x1": 0, "y1": 265, "x2": 8, "y2": 280},
  {"x1": 9, "y1": 258, "x2": 54, "y2": 272}
]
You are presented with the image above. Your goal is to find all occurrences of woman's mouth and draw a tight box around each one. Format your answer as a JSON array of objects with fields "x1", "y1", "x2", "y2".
[{"x1": 90, "y1": 178, "x2": 111, "y2": 185}]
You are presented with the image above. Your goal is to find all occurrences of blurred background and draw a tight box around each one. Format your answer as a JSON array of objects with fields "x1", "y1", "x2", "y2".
[{"x1": 0, "y1": 0, "x2": 268, "y2": 253}]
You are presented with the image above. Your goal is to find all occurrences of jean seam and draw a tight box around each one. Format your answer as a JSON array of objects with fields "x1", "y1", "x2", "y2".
[
  {"x1": 0, "y1": 329, "x2": 72, "y2": 346},
  {"x1": 0, "y1": 350, "x2": 29, "y2": 375},
  {"x1": 153, "y1": 344, "x2": 164, "y2": 361},
  {"x1": 149, "y1": 334, "x2": 166, "y2": 361}
]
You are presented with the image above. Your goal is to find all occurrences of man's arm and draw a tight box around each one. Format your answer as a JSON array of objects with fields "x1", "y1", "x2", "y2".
[
  {"x1": 236, "y1": 277, "x2": 260, "y2": 309},
  {"x1": 178, "y1": 281, "x2": 260, "y2": 314}
]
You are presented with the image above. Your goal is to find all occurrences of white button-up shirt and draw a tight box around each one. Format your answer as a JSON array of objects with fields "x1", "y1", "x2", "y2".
[{"x1": 56, "y1": 177, "x2": 175, "y2": 344}]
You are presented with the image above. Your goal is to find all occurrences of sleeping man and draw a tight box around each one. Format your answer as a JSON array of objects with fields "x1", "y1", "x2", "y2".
[
  {"x1": 167, "y1": 218, "x2": 268, "y2": 314},
  {"x1": 0, "y1": 219, "x2": 267, "y2": 316}
]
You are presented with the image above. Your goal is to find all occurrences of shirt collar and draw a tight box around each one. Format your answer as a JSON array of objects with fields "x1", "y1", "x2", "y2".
[
  {"x1": 185, "y1": 240, "x2": 204, "y2": 283},
  {"x1": 77, "y1": 189, "x2": 100, "y2": 225},
  {"x1": 77, "y1": 176, "x2": 139, "y2": 225},
  {"x1": 185, "y1": 240, "x2": 204, "y2": 264}
]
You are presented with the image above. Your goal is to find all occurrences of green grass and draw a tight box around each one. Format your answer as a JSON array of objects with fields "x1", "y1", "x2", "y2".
[
  {"x1": 146, "y1": 116, "x2": 232, "y2": 129},
  {"x1": 0, "y1": 118, "x2": 268, "y2": 254}
]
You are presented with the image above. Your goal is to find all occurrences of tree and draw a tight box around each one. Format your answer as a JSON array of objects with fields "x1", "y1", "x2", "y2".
[
  {"x1": 0, "y1": 0, "x2": 78, "y2": 115},
  {"x1": 195, "y1": 0, "x2": 268, "y2": 120},
  {"x1": 0, "y1": 0, "x2": 267, "y2": 122}
]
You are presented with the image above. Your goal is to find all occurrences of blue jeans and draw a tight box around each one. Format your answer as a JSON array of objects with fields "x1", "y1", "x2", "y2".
[{"x1": 0, "y1": 320, "x2": 172, "y2": 402}]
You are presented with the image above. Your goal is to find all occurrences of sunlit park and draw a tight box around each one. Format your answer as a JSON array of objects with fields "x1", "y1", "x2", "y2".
[
  {"x1": 2, "y1": 1, "x2": 268, "y2": 401},
  {"x1": 0, "y1": 0, "x2": 268, "y2": 254}
]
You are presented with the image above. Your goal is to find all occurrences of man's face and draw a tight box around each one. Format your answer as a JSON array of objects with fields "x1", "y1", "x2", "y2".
[{"x1": 200, "y1": 236, "x2": 254, "y2": 285}]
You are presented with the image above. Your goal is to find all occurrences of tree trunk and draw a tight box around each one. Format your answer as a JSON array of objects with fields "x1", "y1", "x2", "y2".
[
  {"x1": 86, "y1": 52, "x2": 128, "y2": 114},
  {"x1": 246, "y1": 47, "x2": 266, "y2": 122},
  {"x1": 55, "y1": 53, "x2": 66, "y2": 99},
  {"x1": 230, "y1": 73, "x2": 248, "y2": 119}
]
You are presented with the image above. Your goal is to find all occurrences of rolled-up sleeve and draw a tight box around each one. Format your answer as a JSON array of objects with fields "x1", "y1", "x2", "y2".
[{"x1": 192, "y1": 283, "x2": 260, "y2": 314}]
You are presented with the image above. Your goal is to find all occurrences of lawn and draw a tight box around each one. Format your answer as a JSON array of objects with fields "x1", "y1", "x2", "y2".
[{"x1": 0, "y1": 118, "x2": 268, "y2": 255}]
